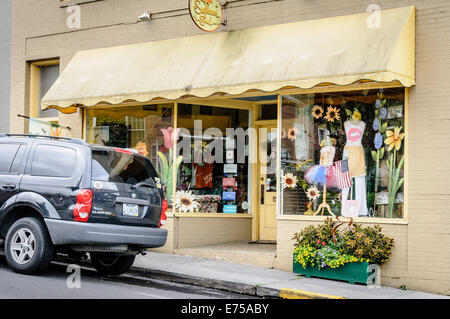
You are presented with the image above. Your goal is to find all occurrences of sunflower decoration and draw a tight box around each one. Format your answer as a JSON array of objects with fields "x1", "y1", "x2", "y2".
[
  {"x1": 282, "y1": 172, "x2": 298, "y2": 190},
  {"x1": 133, "y1": 141, "x2": 148, "y2": 157},
  {"x1": 353, "y1": 111, "x2": 362, "y2": 121},
  {"x1": 287, "y1": 127, "x2": 298, "y2": 141},
  {"x1": 325, "y1": 106, "x2": 341, "y2": 123},
  {"x1": 175, "y1": 190, "x2": 200, "y2": 213},
  {"x1": 384, "y1": 126, "x2": 405, "y2": 151},
  {"x1": 305, "y1": 186, "x2": 320, "y2": 202},
  {"x1": 312, "y1": 105, "x2": 324, "y2": 119}
]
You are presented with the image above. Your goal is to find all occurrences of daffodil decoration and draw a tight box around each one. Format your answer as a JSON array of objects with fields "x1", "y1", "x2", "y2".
[
  {"x1": 384, "y1": 126, "x2": 405, "y2": 151},
  {"x1": 384, "y1": 126, "x2": 406, "y2": 218},
  {"x1": 320, "y1": 139, "x2": 325, "y2": 148}
]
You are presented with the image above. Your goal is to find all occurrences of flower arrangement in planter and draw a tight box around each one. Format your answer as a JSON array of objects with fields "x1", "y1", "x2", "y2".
[{"x1": 292, "y1": 218, "x2": 394, "y2": 284}]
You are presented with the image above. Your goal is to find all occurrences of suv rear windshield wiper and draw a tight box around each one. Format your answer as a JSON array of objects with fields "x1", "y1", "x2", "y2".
[{"x1": 130, "y1": 182, "x2": 156, "y2": 190}]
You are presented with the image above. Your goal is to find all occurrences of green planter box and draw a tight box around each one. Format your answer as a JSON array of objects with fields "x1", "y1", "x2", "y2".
[{"x1": 293, "y1": 255, "x2": 375, "y2": 285}]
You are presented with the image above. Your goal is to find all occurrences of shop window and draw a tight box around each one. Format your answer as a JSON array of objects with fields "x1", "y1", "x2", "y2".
[
  {"x1": 175, "y1": 104, "x2": 250, "y2": 214},
  {"x1": 280, "y1": 88, "x2": 405, "y2": 218},
  {"x1": 29, "y1": 60, "x2": 60, "y2": 120},
  {"x1": 27, "y1": 59, "x2": 65, "y2": 136},
  {"x1": 86, "y1": 104, "x2": 174, "y2": 201},
  {"x1": 260, "y1": 104, "x2": 278, "y2": 120}
]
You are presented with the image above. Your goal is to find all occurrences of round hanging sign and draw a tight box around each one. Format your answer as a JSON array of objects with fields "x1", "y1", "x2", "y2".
[{"x1": 189, "y1": 0, "x2": 223, "y2": 32}]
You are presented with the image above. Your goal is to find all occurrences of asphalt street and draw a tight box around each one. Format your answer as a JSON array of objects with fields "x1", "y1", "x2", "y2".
[{"x1": 0, "y1": 254, "x2": 257, "y2": 299}]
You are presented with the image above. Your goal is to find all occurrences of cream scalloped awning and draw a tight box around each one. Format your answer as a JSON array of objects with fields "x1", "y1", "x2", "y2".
[{"x1": 42, "y1": 6, "x2": 415, "y2": 113}]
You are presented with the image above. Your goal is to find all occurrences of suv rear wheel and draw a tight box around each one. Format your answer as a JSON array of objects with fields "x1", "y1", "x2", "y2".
[
  {"x1": 5, "y1": 217, "x2": 55, "y2": 274},
  {"x1": 90, "y1": 253, "x2": 136, "y2": 276}
]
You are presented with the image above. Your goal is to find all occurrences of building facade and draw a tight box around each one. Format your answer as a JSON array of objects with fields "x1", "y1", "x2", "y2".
[
  {"x1": 0, "y1": 0, "x2": 11, "y2": 132},
  {"x1": 9, "y1": 0, "x2": 450, "y2": 295}
]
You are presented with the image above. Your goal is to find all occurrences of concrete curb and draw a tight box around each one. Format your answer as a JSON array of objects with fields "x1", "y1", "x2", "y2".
[
  {"x1": 54, "y1": 255, "x2": 346, "y2": 299},
  {"x1": 129, "y1": 265, "x2": 259, "y2": 296},
  {"x1": 54, "y1": 255, "x2": 262, "y2": 296},
  {"x1": 128, "y1": 266, "x2": 345, "y2": 299}
]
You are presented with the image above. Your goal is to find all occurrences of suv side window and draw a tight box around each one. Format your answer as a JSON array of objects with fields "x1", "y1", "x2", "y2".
[
  {"x1": 0, "y1": 143, "x2": 21, "y2": 174},
  {"x1": 31, "y1": 144, "x2": 77, "y2": 178},
  {"x1": 9, "y1": 144, "x2": 27, "y2": 174}
]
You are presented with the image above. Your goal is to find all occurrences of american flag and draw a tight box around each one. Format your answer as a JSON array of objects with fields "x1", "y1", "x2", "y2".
[{"x1": 334, "y1": 160, "x2": 352, "y2": 189}]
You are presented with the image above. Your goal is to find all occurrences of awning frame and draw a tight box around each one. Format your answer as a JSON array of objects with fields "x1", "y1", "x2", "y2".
[{"x1": 42, "y1": 6, "x2": 415, "y2": 113}]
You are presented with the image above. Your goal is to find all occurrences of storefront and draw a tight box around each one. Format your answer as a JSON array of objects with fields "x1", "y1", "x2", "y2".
[
  {"x1": 80, "y1": 86, "x2": 409, "y2": 250},
  {"x1": 39, "y1": 6, "x2": 417, "y2": 288}
]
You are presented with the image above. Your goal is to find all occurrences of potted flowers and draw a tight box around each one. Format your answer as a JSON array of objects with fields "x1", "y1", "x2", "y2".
[{"x1": 292, "y1": 218, "x2": 394, "y2": 284}]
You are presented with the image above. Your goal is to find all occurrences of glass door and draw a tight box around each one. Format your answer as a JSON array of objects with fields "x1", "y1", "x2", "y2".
[{"x1": 258, "y1": 124, "x2": 277, "y2": 241}]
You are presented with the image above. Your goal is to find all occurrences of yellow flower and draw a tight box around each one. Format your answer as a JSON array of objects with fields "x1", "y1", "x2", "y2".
[
  {"x1": 312, "y1": 105, "x2": 324, "y2": 119},
  {"x1": 353, "y1": 111, "x2": 361, "y2": 121},
  {"x1": 133, "y1": 141, "x2": 148, "y2": 156},
  {"x1": 384, "y1": 126, "x2": 405, "y2": 151},
  {"x1": 325, "y1": 106, "x2": 340, "y2": 123},
  {"x1": 287, "y1": 127, "x2": 298, "y2": 141}
]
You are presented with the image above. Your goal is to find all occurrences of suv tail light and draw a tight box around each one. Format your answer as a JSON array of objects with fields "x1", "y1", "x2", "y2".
[
  {"x1": 159, "y1": 199, "x2": 168, "y2": 227},
  {"x1": 73, "y1": 189, "x2": 93, "y2": 222},
  {"x1": 114, "y1": 147, "x2": 132, "y2": 154}
]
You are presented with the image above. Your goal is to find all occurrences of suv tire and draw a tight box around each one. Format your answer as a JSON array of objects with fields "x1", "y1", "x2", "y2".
[
  {"x1": 90, "y1": 253, "x2": 136, "y2": 276},
  {"x1": 5, "y1": 217, "x2": 55, "y2": 274}
]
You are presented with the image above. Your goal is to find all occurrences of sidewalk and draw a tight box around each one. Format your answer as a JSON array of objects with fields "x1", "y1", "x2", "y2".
[{"x1": 132, "y1": 252, "x2": 449, "y2": 299}]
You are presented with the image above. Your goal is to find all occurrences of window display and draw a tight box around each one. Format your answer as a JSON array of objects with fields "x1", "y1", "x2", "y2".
[
  {"x1": 175, "y1": 104, "x2": 250, "y2": 214},
  {"x1": 280, "y1": 88, "x2": 405, "y2": 218},
  {"x1": 86, "y1": 104, "x2": 175, "y2": 203}
]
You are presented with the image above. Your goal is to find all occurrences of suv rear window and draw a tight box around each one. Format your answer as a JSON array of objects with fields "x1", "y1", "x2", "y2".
[{"x1": 91, "y1": 149, "x2": 158, "y2": 185}]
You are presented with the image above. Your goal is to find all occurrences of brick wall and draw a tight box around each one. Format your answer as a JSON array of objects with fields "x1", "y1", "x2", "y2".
[
  {"x1": 150, "y1": 215, "x2": 252, "y2": 252},
  {"x1": 9, "y1": 0, "x2": 450, "y2": 294},
  {"x1": 0, "y1": 0, "x2": 11, "y2": 132}
]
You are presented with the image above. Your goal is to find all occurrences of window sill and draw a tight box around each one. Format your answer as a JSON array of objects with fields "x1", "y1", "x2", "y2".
[
  {"x1": 166, "y1": 211, "x2": 252, "y2": 218},
  {"x1": 59, "y1": 0, "x2": 103, "y2": 8},
  {"x1": 276, "y1": 214, "x2": 408, "y2": 225}
]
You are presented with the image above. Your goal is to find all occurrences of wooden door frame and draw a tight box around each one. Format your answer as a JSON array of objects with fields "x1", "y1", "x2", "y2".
[{"x1": 252, "y1": 120, "x2": 277, "y2": 241}]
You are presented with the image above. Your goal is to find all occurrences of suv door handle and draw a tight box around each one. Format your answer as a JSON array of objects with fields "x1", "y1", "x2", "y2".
[{"x1": 2, "y1": 184, "x2": 16, "y2": 190}]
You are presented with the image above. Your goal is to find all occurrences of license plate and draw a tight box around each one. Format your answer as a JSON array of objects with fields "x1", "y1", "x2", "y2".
[{"x1": 123, "y1": 203, "x2": 139, "y2": 217}]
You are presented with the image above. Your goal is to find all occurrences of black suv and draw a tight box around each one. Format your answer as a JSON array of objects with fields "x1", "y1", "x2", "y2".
[{"x1": 0, "y1": 134, "x2": 168, "y2": 275}]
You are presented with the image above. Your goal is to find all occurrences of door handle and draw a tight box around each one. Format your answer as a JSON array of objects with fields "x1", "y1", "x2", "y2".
[
  {"x1": 260, "y1": 185, "x2": 265, "y2": 205},
  {"x1": 2, "y1": 184, "x2": 16, "y2": 190}
]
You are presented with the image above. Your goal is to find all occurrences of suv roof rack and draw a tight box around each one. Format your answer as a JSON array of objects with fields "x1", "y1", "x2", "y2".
[{"x1": 0, "y1": 133, "x2": 86, "y2": 145}]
